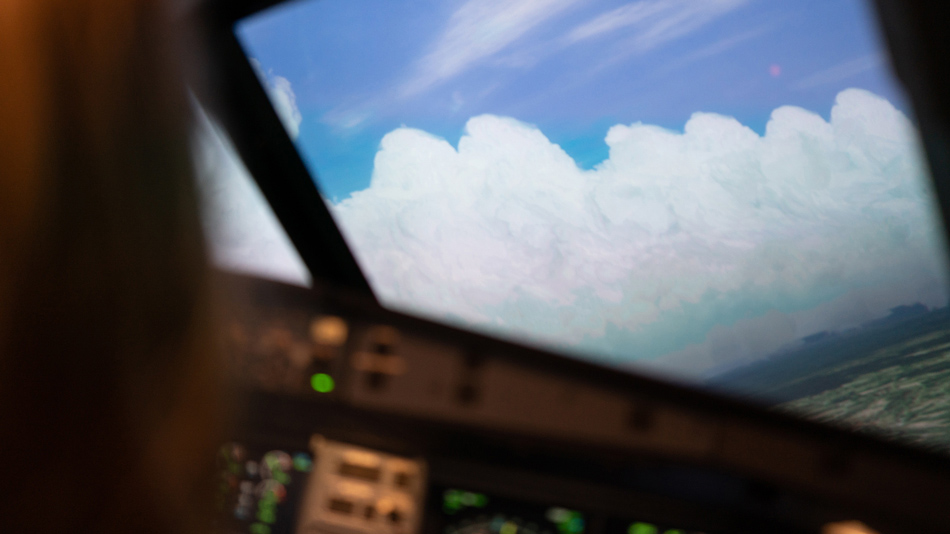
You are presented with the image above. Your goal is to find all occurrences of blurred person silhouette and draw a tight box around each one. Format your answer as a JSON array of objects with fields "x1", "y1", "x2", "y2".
[{"x1": 0, "y1": 0, "x2": 224, "y2": 532}]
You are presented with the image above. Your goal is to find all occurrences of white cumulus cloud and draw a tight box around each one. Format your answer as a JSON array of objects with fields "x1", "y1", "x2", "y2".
[{"x1": 331, "y1": 89, "x2": 947, "y2": 376}]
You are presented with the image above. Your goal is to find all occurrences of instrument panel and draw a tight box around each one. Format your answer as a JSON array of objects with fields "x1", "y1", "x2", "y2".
[
  {"x1": 217, "y1": 436, "x2": 708, "y2": 534},
  {"x1": 213, "y1": 272, "x2": 950, "y2": 534}
]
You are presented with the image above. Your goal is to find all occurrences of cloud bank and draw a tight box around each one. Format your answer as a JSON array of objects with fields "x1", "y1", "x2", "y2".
[{"x1": 331, "y1": 89, "x2": 947, "y2": 377}]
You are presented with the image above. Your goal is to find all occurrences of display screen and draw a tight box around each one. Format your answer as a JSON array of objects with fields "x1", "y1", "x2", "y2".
[
  {"x1": 235, "y1": 0, "x2": 950, "y2": 451},
  {"x1": 216, "y1": 441, "x2": 314, "y2": 534},
  {"x1": 434, "y1": 487, "x2": 588, "y2": 534},
  {"x1": 428, "y1": 486, "x2": 702, "y2": 534}
]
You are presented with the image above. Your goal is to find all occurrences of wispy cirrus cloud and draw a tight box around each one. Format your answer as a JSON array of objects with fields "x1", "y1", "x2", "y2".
[
  {"x1": 792, "y1": 54, "x2": 884, "y2": 90},
  {"x1": 655, "y1": 25, "x2": 770, "y2": 76},
  {"x1": 566, "y1": 0, "x2": 749, "y2": 54},
  {"x1": 329, "y1": 0, "x2": 752, "y2": 129},
  {"x1": 565, "y1": 1, "x2": 674, "y2": 44},
  {"x1": 398, "y1": 0, "x2": 583, "y2": 98}
]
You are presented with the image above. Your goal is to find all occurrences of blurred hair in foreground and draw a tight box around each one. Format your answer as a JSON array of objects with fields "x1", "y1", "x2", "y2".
[{"x1": 0, "y1": 0, "x2": 223, "y2": 532}]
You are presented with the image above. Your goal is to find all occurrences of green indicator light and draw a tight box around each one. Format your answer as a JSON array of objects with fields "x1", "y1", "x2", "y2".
[
  {"x1": 293, "y1": 453, "x2": 313, "y2": 472},
  {"x1": 250, "y1": 523, "x2": 272, "y2": 534},
  {"x1": 474, "y1": 493, "x2": 488, "y2": 507},
  {"x1": 258, "y1": 508, "x2": 276, "y2": 524},
  {"x1": 568, "y1": 517, "x2": 585, "y2": 534},
  {"x1": 311, "y1": 373, "x2": 335, "y2": 393},
  {"x1": 461, "y1": 492, "x2": 477, "y2": 506},
  {"x1": 663, "y1": 530, "x2": 684, "y2": 534},
  {"x1": 628, "y1": 523, "x2": 657, "y2": 534},
  {"x1": 444, "y1": 490, "x2": 462, "y2": 509}
]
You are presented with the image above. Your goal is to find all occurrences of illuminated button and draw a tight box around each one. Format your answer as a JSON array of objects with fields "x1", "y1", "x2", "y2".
[
  {"x1": 311, "y1": 373, "x2": 335, "y2": 393},
  {"x1": 257, "y1": 507, "x2": 276, "y2": 524},
  {"x1": 262, "y1": 450, "x2": 292, "y2": 477},
  {"x1": 293, "y1": 452, "x2": 313, "y2": 472},
  {"x1": 443, "y1": 490, "x2": 462, "y2": 513},
  {"x1": 256, "y1": 480, "x2": 287, "y2": 503},
  {"x1": 311, "y1": 316, "x2": 349, "y2": 346},
  {"x1": 629, "y1": 523, "x2": 657, "y2": 534}
]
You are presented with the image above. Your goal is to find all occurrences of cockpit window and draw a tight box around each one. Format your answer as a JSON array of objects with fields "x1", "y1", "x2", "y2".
[
  {"x1": 235, "y1": 0, "x2": 950, "y2": 450},
  {"x1": 192, "y1": 104, "x2": 311, "y2": 287}
]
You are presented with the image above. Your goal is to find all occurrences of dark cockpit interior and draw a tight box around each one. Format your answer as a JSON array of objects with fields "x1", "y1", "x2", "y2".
[
  {"x1": 18, "y1": 0, "x2": 950, "y2": 532},
  {"x1": 191, "y1": 0, "x2": 950, "y2": 533}
]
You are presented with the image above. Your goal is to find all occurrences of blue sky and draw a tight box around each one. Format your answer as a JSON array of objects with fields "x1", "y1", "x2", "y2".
[
  {"x1": 238, "y1": 0, "x2": 907, "y2": 202},
  {"x1": 233, "y1": 0, "x2": 948, "y2": 379}
]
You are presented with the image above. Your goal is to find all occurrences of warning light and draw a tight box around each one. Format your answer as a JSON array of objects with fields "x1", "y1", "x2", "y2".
[{"x1": 311, "y1": 373, "x2": 335, "y2": 393}]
